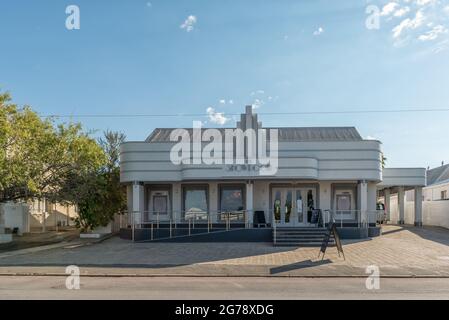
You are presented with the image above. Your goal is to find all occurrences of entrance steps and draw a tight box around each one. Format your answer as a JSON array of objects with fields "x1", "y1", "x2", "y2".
[{"x1": 273, "y1": 227, "x2": 334, "y2": 247}]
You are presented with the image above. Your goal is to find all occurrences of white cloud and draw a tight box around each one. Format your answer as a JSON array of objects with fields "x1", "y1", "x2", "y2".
[
  {"x1": 206, "y1": 107, "x2": 229, "y2": 125},
  {"x1": 365, "y1": 135, "x2": 377, "y2": 140},
  {"x1": 313, "y1": 27, "x2": 324, "y2": 36},
  {"x1": 219, "y1": 99, "x2": 234, "y2": 105},
  {"x1": 394, "y1": 7, "x2": 410, "y2": 17},
  {"x1": 416, "y1": 0, "x2": 435, "y2": 6},
  {"x1": 381, "y1": 2, "x2": 399, "y2": 16},
  {"x1": 392, "y1": 9, "x2": 425, "y2": 38},
  {"x1": 252, "y1": 99, "x2": 264, "y2": 109},
  {"x1": 146, "y1": 2, "x2": 152, "y2": 7},
  {"x1": 180, "y1": 15, "x2": 197, "y2": 32},
  {"x1": 418, "y1": 25, "x2": 448, "y2": 41}
]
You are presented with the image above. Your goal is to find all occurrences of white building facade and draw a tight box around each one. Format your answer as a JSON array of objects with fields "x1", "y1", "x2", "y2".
[{"x1": 120, "y1": 106, "x2": 426, "y2": 240}]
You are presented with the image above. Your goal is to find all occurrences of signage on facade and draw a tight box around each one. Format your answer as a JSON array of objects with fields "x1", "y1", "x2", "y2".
[{"x1": 222, "y1": 163, "x2": 272, "y2": 177}]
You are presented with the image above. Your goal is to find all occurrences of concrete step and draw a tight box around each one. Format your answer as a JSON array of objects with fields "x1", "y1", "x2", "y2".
[
  {"x1": 275, "y1": 228, "x2": 327, "y2": 231},
  {"x1": 273, "y1": 227, "x2": 334, "y2": 247},
  {"x1": 274, "y1": 242, "x2": 334, "y2": 247},
  {"x1": 276, "y1": 234, "x2": 333, "y2": 239},
  {"x1": 275, "y1": 231, "x2": 330, "y2": 234},
  {"x1": 276, "y1": 236, "x2": 334, "y2": 240}
]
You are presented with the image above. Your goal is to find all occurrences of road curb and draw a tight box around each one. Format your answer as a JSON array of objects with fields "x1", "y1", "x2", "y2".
[{"x1": 1, "y1": 272, "x2": 449, "y2": 278}]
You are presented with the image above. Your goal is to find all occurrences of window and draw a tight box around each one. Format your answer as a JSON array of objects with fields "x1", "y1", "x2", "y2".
[
  {"x1": 183, "y1": 186, "x2": 208, "y2": 220},
  {"x1": 336, "y1": 194, "x2": 351, "y2": 211},
  {"x1": 220, "y1": 186, "x2": 244, "y2": 212},
  {"x1": 442, "y1": 190, "x2": 448, "y2": 200},
  {"x1": 220, "y1": 185, "x2": 244, "y2": 221}
]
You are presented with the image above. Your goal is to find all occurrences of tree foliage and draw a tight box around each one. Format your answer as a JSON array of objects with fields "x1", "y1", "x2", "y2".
[
  {"x1": 1, "y1": 91, "x2": 127, "y2": 232},
  {"x1": 0, "y1": 91, "x2": 105, "y2": 204},
  {"x1": 60, "y1": 131, "x2": 127, "y2": 232}
]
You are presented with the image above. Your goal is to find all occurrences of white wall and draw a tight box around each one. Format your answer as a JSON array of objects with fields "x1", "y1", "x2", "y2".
[
  {"x1": 1, "y1": 203, "x2": 30, "y2": 235},
  {"x1": 423, "y1": 183, "x2": 449, "y2": 201},
  {"x1": 388, "y1": 194, "x2": 449, "y2": 228},
  {"x1": 422, "y1": 201, "x2": 449, "y2": 229},
  {"x1": 253, "y1": 181, "x2": 270, "y2": 221},
  {"x1": 389, "y1": 194, "x2": 399, "y2": 223},
  {"x1": 405, "y1": 202, "x2": 415, "y2": 225}
]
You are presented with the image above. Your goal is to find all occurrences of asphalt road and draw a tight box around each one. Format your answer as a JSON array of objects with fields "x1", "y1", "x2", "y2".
[{"x1": 1, "y1": 276, "x2": 449, "y2": 299}]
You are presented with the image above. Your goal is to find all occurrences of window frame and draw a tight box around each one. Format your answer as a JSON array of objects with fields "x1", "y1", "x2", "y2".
[
  {"x1": 218, "y1": 184, "x2": 246, "y2": 213},
  {"x1": 182, "y1": 184, "x2": 209, "y2": 219}
]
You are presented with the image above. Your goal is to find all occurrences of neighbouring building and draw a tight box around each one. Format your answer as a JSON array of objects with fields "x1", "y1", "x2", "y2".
[
  {"x1": 120, "y1": 106, "x2": 427, "y2": 242},
  {"x1": 1, "y1": 198, "x2": 78, "y2": 235},
  {"x1": 385, "y1": 163, "x2": 449, "y2": 229}
]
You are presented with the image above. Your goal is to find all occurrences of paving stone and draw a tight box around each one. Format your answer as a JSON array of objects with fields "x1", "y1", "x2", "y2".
[{"x1": 0, "y1": 225, "x2": 448, "y2": 277}]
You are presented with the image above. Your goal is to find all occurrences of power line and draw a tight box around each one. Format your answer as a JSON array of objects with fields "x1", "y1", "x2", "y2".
[{"x1": 40, "y1": 108, "x2": 449, "y2": 118}]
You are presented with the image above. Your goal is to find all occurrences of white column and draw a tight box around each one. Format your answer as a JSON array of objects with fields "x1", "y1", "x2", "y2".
[
  {"x1": 398, "y1": 187, "x2": 405, "y2": 224},
  {"x1": 358, "y1": 181, "x2": 368, "y2": 225},
  {"x1": 367, "y1": 183, "x2": 377, "y2": 224},
  {"x1": 132, "y1": 182, "x2": 144, "y2": 226},
  {"x1": 172, "y1": 183, "x2": 182, "y2": 223},
  {"x1": 319, "y1": 182, "x2": 332, "y2": 212},
  {"x1": 246, "y1": 181, "x2": 254, "y2": 225},
  {"x1": 414, "y1": 187, "x2": 423, "y2": 227},
  {"x1": 384, "y1": 188, "x2": 391, "y2": 221}
]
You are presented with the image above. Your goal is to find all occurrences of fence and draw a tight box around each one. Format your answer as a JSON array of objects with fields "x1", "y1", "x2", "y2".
[{"x1": 388, "y1": 196, "x2": 449, "y2": 228}]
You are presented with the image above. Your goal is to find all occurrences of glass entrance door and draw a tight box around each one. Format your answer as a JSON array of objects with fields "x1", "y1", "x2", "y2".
[{"x1": 272, "y1": 187, "x2": 317, "y2": 227}]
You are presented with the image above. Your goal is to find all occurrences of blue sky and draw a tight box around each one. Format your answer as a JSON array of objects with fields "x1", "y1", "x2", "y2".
[{"x1": 1, "y1": 0, "x2": 448, "y2": 168}]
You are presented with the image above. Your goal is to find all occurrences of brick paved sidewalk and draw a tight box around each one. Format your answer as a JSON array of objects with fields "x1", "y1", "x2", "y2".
[{"x1": 1, "y1": 225, "x2": 449, "y2": 277}]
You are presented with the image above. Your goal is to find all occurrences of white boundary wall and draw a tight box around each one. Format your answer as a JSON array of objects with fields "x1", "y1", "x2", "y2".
[{"x1": 389, "y1": 195, "x2": 449, "y2": 228}]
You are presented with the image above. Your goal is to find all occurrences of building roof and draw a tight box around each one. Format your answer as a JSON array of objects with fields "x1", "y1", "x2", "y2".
[
  {"x1": 427, "y1": 164, "x2": 449, "y2": 186},
  {"x1": 146, "y1": 127, "x2": 363, "y2": 142}
]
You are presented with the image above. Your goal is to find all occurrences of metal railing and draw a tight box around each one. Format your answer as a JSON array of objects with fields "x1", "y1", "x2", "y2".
[
  {"x1": 270, "y1": 209, "x2": 384, "y2": 229},
  {"x1": 119, "y1": 210, "x2": 253, "y2": 241},
  {"x1": 270, "y1": 208, "x2": 327, "y2": 227},
  {"x1": 324, "y1": 209, "x2": 385, "y2": 228},
  {"x1": 119, "y1": 208, "x2": 385, "y2": 241}
]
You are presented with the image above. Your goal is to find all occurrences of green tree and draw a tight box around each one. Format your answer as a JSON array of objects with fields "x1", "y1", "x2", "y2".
[
  {"x1": 0, "y1": 91, "x2": 105, "y2": 231},
  {"x1": 381, "y1": 153, "x2": 387, "y2": 169},
  {"x1": 0, "y1": 92, "x2": 105, "y2": 203},
  {"x1": 61, "y1": 131, "x2": 127, "y2": 232}
]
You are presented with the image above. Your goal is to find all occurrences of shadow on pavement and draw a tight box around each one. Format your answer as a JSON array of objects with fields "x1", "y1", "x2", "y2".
[{"x1": 270, "y1": 259, "x2": 332, "y2": 275}]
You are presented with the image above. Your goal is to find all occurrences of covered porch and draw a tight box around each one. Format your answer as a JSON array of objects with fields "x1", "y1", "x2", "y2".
[
  {"x1": 377, "y1": 168, "x2": 427, "y2": 226},
  {"x1": 120, "y1": 179, "x2": 384, "y2": 241}
]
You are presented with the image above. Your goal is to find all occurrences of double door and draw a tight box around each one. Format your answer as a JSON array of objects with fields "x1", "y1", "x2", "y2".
[{"x1": 272, "y1": 187, "x2": 316, "y2": 226}]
